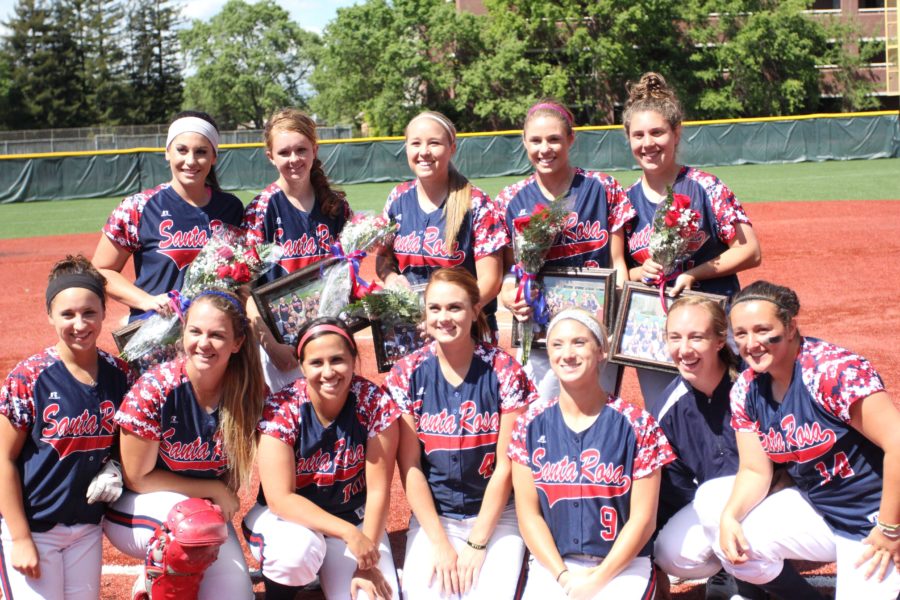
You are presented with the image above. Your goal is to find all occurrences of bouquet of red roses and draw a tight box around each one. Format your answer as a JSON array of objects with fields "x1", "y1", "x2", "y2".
[
  {"x1": 121, "y1": 225, "x2": 281, "y2": 365},
  {"x1": 648, "y1": 186, "x2": 700, "y2": 309},
  {"x1": 510, "y1": 197, "x2": 571, "y2": 364}
]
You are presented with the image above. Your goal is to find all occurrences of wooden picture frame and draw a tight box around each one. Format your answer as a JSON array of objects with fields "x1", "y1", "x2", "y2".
[
  {"x1": 369, "y1": 284, "x2": 427, "y2": 373},
  {"x1": 111, "y1": 320, "x2": 142, "y2": 353},
  {"x1": 609, "y1": 282, "x2": 727, "y2": 373},
  {"x1": 110, "y1": 319, "x2": 179, "y2": 373},
  {"x1": 511, "y1": 267, "x2": 616, "y2": 349},
  {"x1": 251, "y1": 258, "x2": 368, "y2": 348}
]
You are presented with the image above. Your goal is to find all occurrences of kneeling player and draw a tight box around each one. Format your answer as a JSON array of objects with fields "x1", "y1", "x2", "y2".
[
  {"x1": 510, "y1": 310, "x2": 673, "y2": 599},
  {"x1": 243, "y1": 317, "x2": 400, "y2": 600},
  {"x1": 104, "y1": 289, "x2": 265, "y2": 599}
]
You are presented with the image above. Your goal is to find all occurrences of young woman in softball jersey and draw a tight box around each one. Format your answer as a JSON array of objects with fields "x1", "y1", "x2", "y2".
[
  {"x1": 719, "y1": 280, "x2": 900, "y2": 599},
  {"x1": 242, "y1": 108, "x2": 352, "y2": 391},
  {"x1": 243, "y1": 316, "x2": 401, "y2": 600},
  {"x1": 497, "y1": 100, "x2": 634, "y2": 402},
  {"x1": 384, "y1": 267, "x2": 537, "y2": 599},
  {"x1": 376, "y1": 111, "x2": 507, "y2": 338},
  {"x1": 0, "y1": 256, "x2": 132, "y2": 599},
  {"x1": 509, "y1": 309, "x2": 673, "y2": 599},
  {"x1": 92, "y1": 111, "x2": 243, "y2": 322},
  {"x1": 621, "y1": 72, "x2": 762, "y2": 415},
  {"x1": 103, "y1": 289, "x2": 265, "y2": 600}
]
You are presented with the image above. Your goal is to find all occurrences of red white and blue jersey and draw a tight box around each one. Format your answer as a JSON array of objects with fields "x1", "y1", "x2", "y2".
[
  {"x1": 508, "y1": 397, "x2": 674, "y2": 558},
  {"x1": 257, "y1": 375, "x2": 399, "y2": 525},
  {"x1": 625, "y1": 167, "x2": 751, "y2": 297},
  {"x1": 0, "y1": 348, "x2": 132, "y2": 532},
  {"x1": 383, "y1": 342, "x2": 537, "y2": 519},
  {"x1": 242, "y1": 182, "x2": 351, "y2": 284},
  {"x1": 115, "y1": 358, "x2": 227, "y2": 480},
  {"x1": 382, "y1": 181, "x2": 508, "y2": 283},
  {"x1": 103, "y1": 184, "x2": 243, "y2": 319},
  {"x1": 496, "y1": 168, "x2": 635, "y2": 269},
  {"x1": 731, "y1": 338, "x2": 886, "y2": 538}
]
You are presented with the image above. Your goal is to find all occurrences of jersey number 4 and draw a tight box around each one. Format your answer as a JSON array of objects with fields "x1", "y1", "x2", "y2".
[
  {"x1": 478, "y1": 453, "x2": 496, "y2": 478},
  {"x1": 813, "y1": 451, "x2": 854, "y2": 486}
]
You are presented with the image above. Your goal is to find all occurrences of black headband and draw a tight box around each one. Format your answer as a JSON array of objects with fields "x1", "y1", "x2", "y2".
[{"x1": 46, "y1": 274, "x2": 106, "y2": 312}]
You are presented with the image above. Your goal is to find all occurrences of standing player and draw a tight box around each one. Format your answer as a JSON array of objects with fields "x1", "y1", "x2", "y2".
[
  {"x1": 383, "y1": 268, "x2": 536, "y2": 598},
  {"x1": 621, "y1": 73, "x2": 762, "y2": 413},
  {"x1": 718, "y1": 281, "x2": 900, "y2": 599},
  {"x1": 242, "y1": 108, "x2": 352, "y2": 391},
  {"x1": 243, "y1": 317, "x2": 400, "y2": 600},
  {"x1": 103, "y1": 289, "x2": 266, "y2": 600},
  {"x1": 509, "y1": 309, "x2": 674, "y2": 599},
  {"x1": 0, "y1": 256, "x2": 132, "y2": 599},
  {"x1": 497, "y1": 99, "x2": 634, "y2": 401},
  {"x1": 92, "y1": 111, "x2": 243, "y2": 321},
  {"x1": 376, "y1": 111, "x2": 507, "y2": 337}
]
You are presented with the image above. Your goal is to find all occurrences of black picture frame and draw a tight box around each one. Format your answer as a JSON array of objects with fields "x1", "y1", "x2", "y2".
[
  {"x1": 609, "y1": 282, "x2": 727, "y2": 373},
  {"x1": 511, "y1": 267, "x2": 616, "y2": 349},
  {"x1": 251, "y1": 257, "x2": 368, "y2": 348},
  {"x1": 369, "y1": 284, "x2": 427, "y2": 373}
]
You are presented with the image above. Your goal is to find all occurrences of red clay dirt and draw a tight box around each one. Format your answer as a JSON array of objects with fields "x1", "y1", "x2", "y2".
[{"x1": 1, "y1": 199, "x2": 898, "y2": 599}]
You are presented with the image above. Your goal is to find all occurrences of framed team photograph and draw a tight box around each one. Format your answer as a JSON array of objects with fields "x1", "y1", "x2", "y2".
[
  {"x1": 609, "y1": 282, "x2": 728, "y2": 373},
  {"x1": 511, "y1": 267, "x2": 616, "y2": 349},
  {"x1": 111, "y1": 320, "x2": 142, "y2": 353},
  {"x1": 111, "y1": 320, "x2": 179, "y2": 373},
  {"x1": 251, "y1": 258, "x2": 368, "y2": 348},
  {"x1": 365, "y1": 284, "x2": 427, "y2": 373}
]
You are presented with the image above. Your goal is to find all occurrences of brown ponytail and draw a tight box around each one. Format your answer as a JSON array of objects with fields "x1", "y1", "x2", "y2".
[{"x1": 623, "y1": 72, "x2": 683, "y2": 134}]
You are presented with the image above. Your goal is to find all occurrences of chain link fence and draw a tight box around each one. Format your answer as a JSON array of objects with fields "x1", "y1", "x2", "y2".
[{"x1": 0, "y1": 124, "x2": 354, "y2": 155}]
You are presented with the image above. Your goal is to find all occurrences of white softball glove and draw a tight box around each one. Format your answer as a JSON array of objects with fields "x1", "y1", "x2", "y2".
[{"x1": 86, "y1": 459, "x2": 124, "y2": 504}]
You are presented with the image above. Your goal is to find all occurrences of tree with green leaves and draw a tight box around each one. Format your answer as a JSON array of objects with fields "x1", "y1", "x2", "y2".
[
  {"x1": 180, "y1": 0, "x2": 318, "y2": 129},
  {"x1": 122, "y1": 0, "x2": 183, "y2": 124},
  {"x1": 311, "y1": 0, "x2": 487, "y2": 135}
]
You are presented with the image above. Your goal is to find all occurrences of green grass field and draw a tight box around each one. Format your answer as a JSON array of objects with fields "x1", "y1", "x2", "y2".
[{"x1": 1, "y1": 158, "x2": 898, "y2": 239}]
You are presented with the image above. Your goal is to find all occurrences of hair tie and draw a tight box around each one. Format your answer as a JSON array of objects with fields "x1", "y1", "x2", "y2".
[
  {"x1": 409, "y1": 113, "x2": 456, "y2": 143},
  {"x1": 527, "y1": 102, "x2": 574, "y2": 127},
  {"x1": 194, "y1": 290, "x2": 245, "y2": 316},
  {"x1": 46, "y1": 274, "x2": 105, "y2": 312},
  {"x1": 297, "y1": 324, "x2": 357, "y2": 357},
  {"x1": 166, "y1": 116, "x2": 220, "y2": 155}
]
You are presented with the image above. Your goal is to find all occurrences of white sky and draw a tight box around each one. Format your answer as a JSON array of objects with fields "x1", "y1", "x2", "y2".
[{"x1": 0, "y1": 0, "x2": 362, "y2": 35}]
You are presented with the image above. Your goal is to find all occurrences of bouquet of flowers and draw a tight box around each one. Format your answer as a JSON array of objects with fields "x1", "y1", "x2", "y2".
[
  {"x1": 121, "y1": 225, "x2": 282, "y2": 364},
  {"x1": 317, "y1": 213, "x2": 398, "y2": 319},
  {"x1": 648, "y1": 186, "x2": 700, "y2": 309},
  {"x1": 510, "y1": 197, "x2": 571, "y2": 364},
  {"x1": 346, "y1": 283, "x2": 423, "y2": 324}
]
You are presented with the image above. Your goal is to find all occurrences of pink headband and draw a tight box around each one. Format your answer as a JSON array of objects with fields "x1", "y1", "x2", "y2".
[
  {"x1": 527, "y1": 102, "x2": 574, "y2": 127},
  {"x1": 297, "y1": 324, "x2": 356, "y2": 357}
]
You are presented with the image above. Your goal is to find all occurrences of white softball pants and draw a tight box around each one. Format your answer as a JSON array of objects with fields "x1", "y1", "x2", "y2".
[
  {"x1": 242, "y1": 503, "x2": 400, "y2": 600},
  {"x1": 522, "y1": 554, "x2": 655, "y2": 600},
  {"x1": 0, "y1": 520, "x2": 102, "y2": 600},
  {"x1": 401, "y1": 506, "x2": 526, "y2": 599}
]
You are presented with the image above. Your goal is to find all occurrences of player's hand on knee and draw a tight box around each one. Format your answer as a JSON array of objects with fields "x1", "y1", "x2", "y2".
[
  {"x1": 351, "y1": 566, "x2": 392, "y2": 600},
  {"x1": 719, "y1": 516, "x2": 750, "y2": 564},
  {"x1": 456, "y1": 542, "x2": 486, "y2": 594},
  {"x1": 11, "y1": 537, "x2": 41, "y2": 579},
  {"x1": 639, "y1": 260, "x2": 664, "y2": 285},
  {"x1": 857, "y1": 528, "x2": 900, "y2": 580},
  {"x1": 209, "y1": 485, "x2": 239, "y2": 522},
  {"x1": 86, "y1": 459, "x2": 124, "y2": 504},
  {"x1": 430, "y1": 540, "x2": 459, "y2": 597},
  {"x1": 346, "y1": 528, "x2": 380, "y2": 571}
]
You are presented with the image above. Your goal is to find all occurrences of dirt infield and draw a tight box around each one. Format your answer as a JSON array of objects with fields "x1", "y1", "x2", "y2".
[{"x1": 1, "y1": 199, "x2": 898, "y2": 599}]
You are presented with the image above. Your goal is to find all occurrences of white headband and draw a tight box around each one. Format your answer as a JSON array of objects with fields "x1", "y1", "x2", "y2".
[
  {"x1": 547, "y1": 309, "x2": 608, "y2": 352},
  {"x1": 166, "y1": 117, "x2": 220, "y2": 155},
  {"x1": 409, "y1": 113, "x2": 456, "y2": 143}
]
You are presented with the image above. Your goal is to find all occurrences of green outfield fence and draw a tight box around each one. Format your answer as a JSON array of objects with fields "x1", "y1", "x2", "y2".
[{"x1": 0, "y1": 111, "x2": 897, "y2": 204}]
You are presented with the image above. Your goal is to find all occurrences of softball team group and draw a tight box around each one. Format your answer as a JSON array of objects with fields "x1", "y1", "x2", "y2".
[{"x1": 0, "y1": 72, "x2": 897, "y2": 600}]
